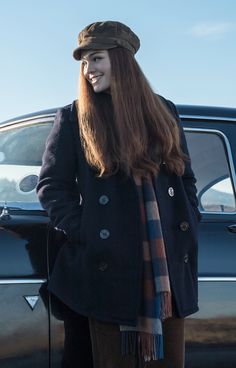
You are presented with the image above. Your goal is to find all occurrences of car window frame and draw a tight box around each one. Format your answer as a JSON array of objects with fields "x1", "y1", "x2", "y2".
[
  {"x1": 184, "y1": 126, "x2": 236, "y2": 216},
  {"x1": 0, "y1": 115, "x2": 54, "y2": 214}
]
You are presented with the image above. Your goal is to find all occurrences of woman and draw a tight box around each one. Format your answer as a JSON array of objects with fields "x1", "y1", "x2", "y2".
[{"x1": 37, "y1": 21, "x2": 201, "y2": 368}]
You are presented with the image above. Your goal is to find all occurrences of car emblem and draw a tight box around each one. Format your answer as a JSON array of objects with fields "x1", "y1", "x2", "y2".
[{"x1": 24, "y1": 295, "x2": 39, "y2": 310}]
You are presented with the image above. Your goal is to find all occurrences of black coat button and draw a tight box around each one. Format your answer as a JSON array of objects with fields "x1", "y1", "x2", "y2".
[
  {"x1": 99, "y1": 195, "x2": 109, "y2": 205},
  {"x1": 180, "y1": 221, "x2": 189, "y2": 232},
  {"x1": 100, "y1": 229, "x2": 110, "y2": 239},
  {"x1": 184, "y1": 254, "x2": 189, "y2": 263},
  {"x1": 98, "y1": 262, "x2": 108, "y2": 271}
]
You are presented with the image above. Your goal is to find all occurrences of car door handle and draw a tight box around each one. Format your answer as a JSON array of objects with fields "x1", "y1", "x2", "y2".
[{"x1": 227, "y1": 224, "x2": 236, "y2": 233}]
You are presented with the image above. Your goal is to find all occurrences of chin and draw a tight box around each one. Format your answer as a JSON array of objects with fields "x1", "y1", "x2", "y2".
[
  {"x1": 93, "y1": 88, "x2": 102, "y2": 93},
  {"x1": 93, "y1": 86, "x2": 103, "y2": 93},
  {"x1": 93, "y1": 84, "x2": 110, "y2": 94}
]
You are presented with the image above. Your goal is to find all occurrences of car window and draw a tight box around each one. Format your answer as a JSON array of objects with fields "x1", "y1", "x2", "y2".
[
  {"x1": 0, "y1": 120, "x2": 53, "y2": 210},
  {"x1": 185, "y1": 130, "x2": 236, "y2": 213}
]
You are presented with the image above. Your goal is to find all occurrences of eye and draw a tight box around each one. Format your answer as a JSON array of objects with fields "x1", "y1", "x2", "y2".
[{"x1": 93, "y1": 56, "x2": 101, "y2": 62}]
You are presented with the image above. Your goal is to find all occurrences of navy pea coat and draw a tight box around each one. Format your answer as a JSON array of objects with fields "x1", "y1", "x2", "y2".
[{"x1": 37, "y1": 97, "x2": 201, "y2": 326}]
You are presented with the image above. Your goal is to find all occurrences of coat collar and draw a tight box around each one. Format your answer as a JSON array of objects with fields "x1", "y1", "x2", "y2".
[{"x1": 69, "y1": 100, "x2": 78, "y2": 123}]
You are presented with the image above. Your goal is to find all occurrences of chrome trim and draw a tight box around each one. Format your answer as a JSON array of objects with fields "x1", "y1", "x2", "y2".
[
  {"x1": 180, "y1": 114, "x2": 236, "y2": 122},
  {"x1": 1, "y1": 278, "x2": 235, "y2": 284},
  {"x1": 0, "y1": 279, "x2": 47, "y2": 285},
  {"x1": 0, "y1": 116, "x2": 54, "y2": 130},
  {"x1": 184, "y1": 127, "x2": 236, "y2": 215},
  {"x1": 198, "y1": 277, "x2": 236, "y2": 282}
]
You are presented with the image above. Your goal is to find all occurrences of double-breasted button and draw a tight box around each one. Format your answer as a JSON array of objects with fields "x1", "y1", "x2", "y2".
[
  {"x1": 100, "y1": 229, "x2": 110, "y2": 239},
  {"x1": 98, "y1": 262, "x2": 108, "y2": 271},
  {"x1": 184, "y1": 254, "x2": 189, "y2": 263},
  {"x1": 180, "y1": 221, "x2": 190, "y2": 232},
  {"x1": 99, "y1": 195, "x2": 109, "y2": 205},
  {"x1": 168, "y1": 187, "x2": 174, "y2": 197}
]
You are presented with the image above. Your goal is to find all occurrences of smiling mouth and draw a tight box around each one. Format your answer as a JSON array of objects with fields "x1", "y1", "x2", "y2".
[{"x1": 90, "y1": 75, "x2": 102, "y2": 84}]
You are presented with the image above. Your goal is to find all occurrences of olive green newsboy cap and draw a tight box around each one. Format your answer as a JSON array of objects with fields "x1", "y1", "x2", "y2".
[{"x1": 73, "y1": 21, "x2": 140, "y2": 60}]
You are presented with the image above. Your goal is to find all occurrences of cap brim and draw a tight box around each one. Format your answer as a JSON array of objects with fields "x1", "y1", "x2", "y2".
[{"x1": 73, "y1": 43, "x2": 117, "y2": 60}]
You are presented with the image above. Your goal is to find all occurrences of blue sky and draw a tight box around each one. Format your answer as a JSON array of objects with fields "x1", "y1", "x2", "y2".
[{"x1": 0, "y1": 0, "x2": 235, "y2": 121}]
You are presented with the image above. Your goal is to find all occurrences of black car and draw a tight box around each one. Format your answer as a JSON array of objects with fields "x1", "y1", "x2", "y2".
[{"x1": 0, "y1": 104, "x2": 236, "y2": 367}]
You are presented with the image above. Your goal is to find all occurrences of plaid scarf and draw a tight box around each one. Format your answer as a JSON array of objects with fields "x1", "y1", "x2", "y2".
[{"x1": 120, "y1": 174, "x2": 172, "y2": 362}]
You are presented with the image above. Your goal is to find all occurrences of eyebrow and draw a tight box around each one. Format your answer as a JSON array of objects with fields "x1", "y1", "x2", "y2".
[{"x1": 81, "y1": 51, "x2": 104, "y2": 61}]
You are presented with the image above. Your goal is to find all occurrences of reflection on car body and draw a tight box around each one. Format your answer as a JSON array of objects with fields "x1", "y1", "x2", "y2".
[{"x1": 0, "y1": 104, "x2": 236, "y2": 367}]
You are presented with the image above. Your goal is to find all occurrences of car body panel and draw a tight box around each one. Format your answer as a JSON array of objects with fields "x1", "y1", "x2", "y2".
[{"x1": 0, "y1": 282, "x2": 49, "y2": 368}]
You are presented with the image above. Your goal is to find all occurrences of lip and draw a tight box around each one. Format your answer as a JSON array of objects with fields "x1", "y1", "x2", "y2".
[{"x1": 89, "y1": 75, "x2": 102, "y2": 84}]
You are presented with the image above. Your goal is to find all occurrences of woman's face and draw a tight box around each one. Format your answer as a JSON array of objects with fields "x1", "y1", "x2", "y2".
[{"x1": 81, "y1": 50, "x2": 111, "y2": 93}]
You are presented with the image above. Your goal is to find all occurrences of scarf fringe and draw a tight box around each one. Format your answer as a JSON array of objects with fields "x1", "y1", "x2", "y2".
[{"x1": 121, "y1": 331, "x2": 164, "y2": 362}]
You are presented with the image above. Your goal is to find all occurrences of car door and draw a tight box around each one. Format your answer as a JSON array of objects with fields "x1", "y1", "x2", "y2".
[
  {"x1": 0, "y1": 116, "x2": 53, "y2": 367},
  {"x1": 182, "y1": 113, "x2": 236, "y2": 368}
]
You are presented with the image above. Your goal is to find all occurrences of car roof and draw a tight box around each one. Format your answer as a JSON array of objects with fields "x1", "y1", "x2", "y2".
[
  {"x1": 177, "y1": 104, "x2": 236, "y2": 121},
  {"x1": 0, "y1": 108, "x2": 59, "y2": 126},
  {"x1": 1, "y1": 104, "x2": 236, "y2": 126}
]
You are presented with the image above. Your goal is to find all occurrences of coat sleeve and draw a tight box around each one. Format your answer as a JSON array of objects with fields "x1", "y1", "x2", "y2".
[
  {"x1": 166, "y1": 100, "x2": 202, "y2": 222},
  {"x1": 36, "y1": 107, "x2": 82, "y2": 242}
]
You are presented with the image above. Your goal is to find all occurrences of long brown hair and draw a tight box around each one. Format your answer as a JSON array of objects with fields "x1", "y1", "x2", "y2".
[{"x1": 78, "y1": 47, "x2": 187, "y2": 177}]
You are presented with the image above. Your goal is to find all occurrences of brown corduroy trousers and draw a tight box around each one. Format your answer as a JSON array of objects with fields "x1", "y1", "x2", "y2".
[{"x1": 88, "y1": 317, "x2": 185, "y2": 368}]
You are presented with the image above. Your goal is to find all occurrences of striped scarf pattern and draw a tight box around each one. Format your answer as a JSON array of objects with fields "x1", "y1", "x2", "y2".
[{"x1": 120, "y1": 174, "x2": 172, "y2": 362}]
